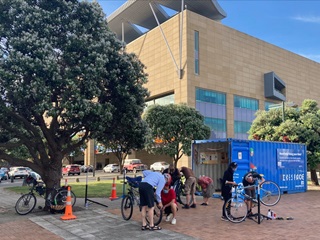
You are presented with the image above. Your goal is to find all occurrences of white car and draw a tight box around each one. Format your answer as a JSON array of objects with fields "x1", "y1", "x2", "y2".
[
  {"x1": 8, "y1": 167, "x2": 29, "y2": 179},
  {"x1": 150, "y1": 162, "x2": 170, "y2": 172},
  {"x1": 103, "y1": 164, "x2": 120, "y2": 173}
]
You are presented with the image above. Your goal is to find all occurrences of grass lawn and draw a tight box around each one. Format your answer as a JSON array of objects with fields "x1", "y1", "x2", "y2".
[{"x1": 5, "y1": 180, "x2": 127, "y2": 198}]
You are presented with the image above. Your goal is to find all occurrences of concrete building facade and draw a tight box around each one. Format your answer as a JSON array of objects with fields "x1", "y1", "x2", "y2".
[{"x1": 83, "y1": 0, "x2": 320, "y2": 169}]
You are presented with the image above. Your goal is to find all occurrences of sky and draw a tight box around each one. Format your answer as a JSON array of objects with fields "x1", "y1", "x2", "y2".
[{"x1": 96, "y1": 0, "x2": 320, "y2": 63}]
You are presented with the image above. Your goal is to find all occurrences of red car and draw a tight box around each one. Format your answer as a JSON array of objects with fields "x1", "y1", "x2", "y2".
[{"x1": 62, "y1": 165, "x2": 81, "y2": 176}]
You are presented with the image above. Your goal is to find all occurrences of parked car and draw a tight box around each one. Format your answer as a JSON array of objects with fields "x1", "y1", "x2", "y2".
[
  {"x1": 62, "y1": 164, "x2": 81, "y2": 176},
  {"x1": 8, "y1": 167, "x2": 29, "y2": 179},
  {"x1": 150, "y1": 161, "x2": 170, "y2": 172},
  {"x1": 103, "y1": 164, "x2": 120, "y2": 173},
  {"x1": 123, "y1": 159, "x2": 148, "y2": 173},
  {"x1": 80, "y1": 165, "x2": 93, "y2": 173},
  {"x1": 0, "y1": 167, "x2": 9, "y2": 180},
  {"x1": 25, "y1": 167, "x2": 32, "y2": 173},
  {"x1": 0, "y1": 169, "x2": 7, "y2": 181}
]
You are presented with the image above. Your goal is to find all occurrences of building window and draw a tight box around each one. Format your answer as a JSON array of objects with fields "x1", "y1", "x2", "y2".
[
  {"x1": 194, "y1": 31, "x2": 199, "y2": 75},
  {"x1": 234, "y1": 121, "x2": 252, "y2": 134},
  {"x1": 234, "y1": 96, "x2": 258, "y2": 139},
  {"x1": 196, "y1": 88, "x2": 226, "y2": 139},
  {"x1": 196, "y1": 88, "x2": 226, "y2": 105},
  {"x1": 204, "y1": 117, "x2": 226, "y2": 132},
  {"x1": 234, "y1": 95, "x2": 258, "y2": 111},
  {"x1": 145, "y1": 94, "x2": 174, "y2": 109}
]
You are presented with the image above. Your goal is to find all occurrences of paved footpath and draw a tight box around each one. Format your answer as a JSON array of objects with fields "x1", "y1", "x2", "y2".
[{"x1": 1, "y1": 185, "x2": 320, "y2": 240}]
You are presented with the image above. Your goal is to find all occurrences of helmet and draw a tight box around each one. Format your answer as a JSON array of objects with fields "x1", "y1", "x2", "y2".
[
  {"x1": 163, "y1": 173, "x2": 172, "y2": 186},
  {"x1": 229, "y1": 162, "x2": 238, "y2": 168}
]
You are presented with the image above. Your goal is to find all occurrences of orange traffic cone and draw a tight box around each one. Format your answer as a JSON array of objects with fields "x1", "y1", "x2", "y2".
[
  {"x1": 109, "y1": 178, "x2": 119, "y2": 201},
  {"x1": 61, "y1": 186, "x2": 77, "y2": 220}
]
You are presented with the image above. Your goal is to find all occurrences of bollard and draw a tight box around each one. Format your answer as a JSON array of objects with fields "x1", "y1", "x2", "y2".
[{"x1": 11, "y1": 175, "x2": 14, "y2": 183}]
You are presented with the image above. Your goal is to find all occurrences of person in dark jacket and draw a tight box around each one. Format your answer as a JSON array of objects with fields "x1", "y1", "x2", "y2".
[
  {"x1": 163, "y1": 164, "x2": 181, "y2": 187},
  {"x1": 242, "y1": 170, "x2": 265, "y2": 216},
  {"x1": 221, "y1": 162, "x2": 238, "y2": 221}
]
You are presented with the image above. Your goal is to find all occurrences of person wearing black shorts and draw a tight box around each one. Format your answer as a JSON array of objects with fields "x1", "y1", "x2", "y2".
[
  {"x1": 221, "y1": 162, "x2": 238, "y2": 221},
  {"x1": 139, "y1": 170, "x2": 170, "y2": 231}
]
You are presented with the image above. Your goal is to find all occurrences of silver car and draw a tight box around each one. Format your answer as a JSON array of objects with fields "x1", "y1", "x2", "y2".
[
  {"x1": 150, "y1": 161, "x2": 170, "y2": 172},
  {"x1": 8, "y1": 167, "x2": 29, "y2": 179},
  {"x1": 103, "y1": 164, "x2": 120, "y2": 173}
]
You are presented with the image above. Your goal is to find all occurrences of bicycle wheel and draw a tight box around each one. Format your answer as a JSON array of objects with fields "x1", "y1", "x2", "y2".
[
  {"x1": 15, "y1": 193, "x2": 37, "y2": 215},
  {"x1": 121, "y1": 195, "x2": 133, "y2": 220},
  {"x1": 224, "y1": 197, "x2": 247, "y2": 223},
  {"x1": 53, "y1": 189, "x2": 76, "y2": 207},
  {"x1": 259, "y1": 180, "x2": 281, "y2": 206},
  {"x1": 146, "y1": 203, "x2": 163, "y2": 226}
]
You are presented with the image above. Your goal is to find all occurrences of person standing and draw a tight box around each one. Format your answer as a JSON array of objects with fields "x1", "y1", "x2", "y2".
[
  {"x1": 162, "y1": 163, "x2": 181, "y2": 187},
  {"x1": 180, "y1": 166, "x2": 197, "y2": 209},
  {"x1": 242, "y1": 170, "x2": 265, "y2": 216},
  {"x1": 221, "y1": 162, "x2": 238, "y2": 221},
  {"x1": 161, "y1": 174, "x2": 178, "y2": 225},
  {"x1": 139, "y1": 170, "x2": 171, "y2": 230},
  {"x1": 197, "y1": 175, "x2": 214, "y2": 206}
]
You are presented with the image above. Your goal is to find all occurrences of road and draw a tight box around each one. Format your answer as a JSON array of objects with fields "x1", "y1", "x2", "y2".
[{"x1": 0, "y1": 170, "x2": 143, "y2": 188}]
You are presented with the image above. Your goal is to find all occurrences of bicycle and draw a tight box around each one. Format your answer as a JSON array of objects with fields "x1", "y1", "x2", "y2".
[
  {"x1": 15, "y1": 176, "x2": 76, "y2": 215},
  {"x1": 121, "y1": 176, "x2": 163, "y2": 226},
  {"x1": 224, "y1": 180, "x2": 281, "y2": 223},
  {"x1": 172, "y1": 175, "x2": 187, "y2": 205}
]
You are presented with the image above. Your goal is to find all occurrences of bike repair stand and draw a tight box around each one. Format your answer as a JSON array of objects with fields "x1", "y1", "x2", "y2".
[
  {"x1": 84, "y1": 171, "x2": 108, "y2": 208},
  {"x1": 122, "y1": 169, "x2": 127, "y2": 198},
  {"x1": 247, "y1": 183, "x2": 272, "y2": 224}
]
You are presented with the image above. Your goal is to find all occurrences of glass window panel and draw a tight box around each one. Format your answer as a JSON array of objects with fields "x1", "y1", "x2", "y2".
[
  {"x1": 196, "y1": 88, "x2": 226, "y2": 105},
  {"x1": 234, "y1": 96, "x2": 258, "y2": 110},
  {"x1": 234, "y1": 121, "x2": 252, "y2": 134},
  {"x1": 194, "y1": 31, "x2": 199, "y2": 75},
  {"x1": 204, "y1": 117, "x2": 226, "y2": 132}
]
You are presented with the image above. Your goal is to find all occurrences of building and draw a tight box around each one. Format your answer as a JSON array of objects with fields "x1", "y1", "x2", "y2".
[{"x1": 83, "y1": 0, "x2": 320, "y2": 169}]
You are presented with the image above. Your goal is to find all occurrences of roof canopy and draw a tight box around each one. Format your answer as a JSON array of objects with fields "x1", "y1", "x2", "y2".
[{"x1": 107, "y1": 0, "x2": 226, "y2": 43}]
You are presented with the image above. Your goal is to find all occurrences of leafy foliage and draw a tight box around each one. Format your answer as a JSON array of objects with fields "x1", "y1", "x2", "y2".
[
  {"x1": 144, "y1": 104, "x2": 211, "y2": 166},
  {"x1": 249, "y1": 99, "x2": 320, "y2": 184},
  {"x1": 0, "y1": 0, "x2": 148, "y2": 189}
]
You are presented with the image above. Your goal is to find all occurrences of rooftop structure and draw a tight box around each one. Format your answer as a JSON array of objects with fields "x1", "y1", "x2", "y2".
[{"x1": 107, "y1": 0, "x2": 226, "y2": 43}]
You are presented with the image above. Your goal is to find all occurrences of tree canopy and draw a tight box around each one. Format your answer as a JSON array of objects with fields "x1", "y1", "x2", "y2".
[
  {"x1": 0, "y1": 0, "x2": 148, "y2": 189},
  {"x1": 143, "y1": 104, "x2": 211, "y2": 167},
  {"x1": 248, "y1": 99, "x2": 320, "y2": 185}
]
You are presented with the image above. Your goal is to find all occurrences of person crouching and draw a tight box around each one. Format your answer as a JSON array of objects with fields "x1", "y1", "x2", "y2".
[{"x1": 161, "y1": 174, "x2": 178, "y2": 225}]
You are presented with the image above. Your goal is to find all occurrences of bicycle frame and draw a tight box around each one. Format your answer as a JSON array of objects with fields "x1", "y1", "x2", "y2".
[
  {"x1": 224, "y1": 179, "x2": 280, "y2": 223},
  {"x1": 121, "y1": 176, "x2": 163, "y2": 225},
  {"x1": 126, "y1": 176, "x2": 142, "y2": 205}
]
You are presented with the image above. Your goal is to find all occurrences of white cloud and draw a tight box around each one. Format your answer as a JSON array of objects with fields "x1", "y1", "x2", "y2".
[{"x1": 293, "y1": 16, "x2": 320, "y2": 23}]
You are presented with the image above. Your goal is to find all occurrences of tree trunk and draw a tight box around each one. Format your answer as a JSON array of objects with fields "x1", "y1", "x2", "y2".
[
  {"x1": 310, "y1": 169, "x2": 319, "y2": 185},
  {"x1": 42, "y1": 163, "x2": 63, "y2": 210}
]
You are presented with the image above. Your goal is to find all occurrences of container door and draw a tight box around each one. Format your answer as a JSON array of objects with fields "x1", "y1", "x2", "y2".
[{"x1": 230, "y1": 140, "x2": 250, "y2": 184}]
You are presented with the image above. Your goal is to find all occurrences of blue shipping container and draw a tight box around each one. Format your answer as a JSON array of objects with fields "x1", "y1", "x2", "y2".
[{"x1": 192, "y1": 138, "x2": 307, "y2": 194}]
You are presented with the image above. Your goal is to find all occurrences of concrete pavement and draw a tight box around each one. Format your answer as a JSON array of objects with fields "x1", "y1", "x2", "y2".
[
  {"x1": 1, "y1": 183, "x2": 320, "y2": 240},
  {"x1": 0, "y1": 186, "x2": 196, "y2": 240}
]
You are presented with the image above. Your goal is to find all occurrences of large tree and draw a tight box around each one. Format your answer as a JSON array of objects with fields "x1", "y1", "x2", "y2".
[
  {"x1": 143, "y1": 104, "x2": 211, "y2": 167},
  {"x1": 248, "y1": 99, "x2": 320, "y2": 185},
  {"x1": 0, "y1": 0, "x2": 148, "y2": 194}
]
